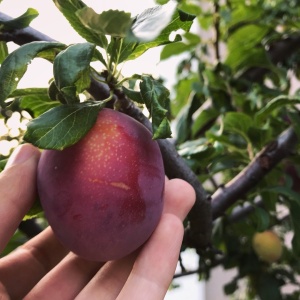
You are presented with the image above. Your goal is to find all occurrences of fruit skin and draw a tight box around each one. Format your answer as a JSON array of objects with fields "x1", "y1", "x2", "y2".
[
  {"x1": 37, "y1": 108, "x2": 165, "y2": 262},
  {"x1": 252, "y1": 231, "x2": 283, "y2": 263}
]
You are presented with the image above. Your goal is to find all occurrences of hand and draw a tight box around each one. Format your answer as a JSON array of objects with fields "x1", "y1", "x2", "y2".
[{"x1": 0, "y1": 144, "x2": 196, "y2": 300}]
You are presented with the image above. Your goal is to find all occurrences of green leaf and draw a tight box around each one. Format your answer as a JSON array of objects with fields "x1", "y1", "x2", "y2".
[
  {"x1": 226, "y1": 24, "x2": 270, "y2": 71},
  {"x1": 0, "y1": 41, "x2": 65, "y2": 107},
  {"x1": 24, "y1": 101, "x2": 104, "y2": 150},
  {"x1": 122, "y1": 86, "x2": 144, "y2": 103},
  {"x1": 257, "y1": 274, "x2": 282, "y2": 300},
  {"x1": 223, "y1": 112, "x2": 253, "y2": 138},
  {"x1": 0, "y1": 159, "x2": 8, "y2": 171},
  {"x1": 10, "y1": 88, "x2": 48, "y2": 98},
  {"x1": 131, "y1": 1, "x2": 177, "y2": 42},
  {"x1": 255, "y1": 95, "x2": 300, "y2": 123},
  {"x1": 178, "y1": 138, "x2": 216, "y2": 160},
  {"x1": 23, "y1": 198, "x2": 43, "y2": 220},
  {"x1": 160, "y1": 32, "x2": 200, "y2": 60},
  {"x1": 192, "y1": 108, "x2": 219, "y2": 138},
  {"x1": 53, "y1": 0, "x2": 108, "y2": 48},
  {"x1": 0, "y1": 41, "x2": 8, "y2": 64},
  {"x1": 20, "y1": 95, "x2": 61, "y2": 117},
  {"x1": 263, "y1": 186, "x2": 300, "y2": 255},
  {"x1": 252, "y1": 206, "x2": 270, "y2": 232},
  {"x1": 76, "y1": 8, "x2": 132, "y2": 38},
  {"x1": 119, "y1": 9, "x2": 195, "y2": 62},
  {"x1": 287, "y1": 111, "x2": 300, "y2": 141},
  {"x1": 53, "y1": 43, "x2": 95, "y2": 103},
  {"x1": 0, "y1": 8, "x2": 39, "y2": 30},
  {"x1": 140, "y1": 75, "x2": 171, "y2": 139},
  {"x1": 289, "y1": 201, "x2": 300, "y2": 257},
  {"x1": 160, "y1": 41, "x2": 193, "y2": 60}
]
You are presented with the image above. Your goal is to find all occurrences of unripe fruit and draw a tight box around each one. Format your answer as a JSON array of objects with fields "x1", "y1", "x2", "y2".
[
  {"x1": 37, "y1": 108, "x2": 165, "y2": 262},
  {"x1": 252, "y1": 231, "x2": 283, "y2": 263}
]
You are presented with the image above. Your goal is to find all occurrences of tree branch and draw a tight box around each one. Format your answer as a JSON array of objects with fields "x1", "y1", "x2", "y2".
[
  {"x1": 211, "y1": 127, "x2": 298, "y2": 220},
  {"x1": 114, "y1": 90, "x2": 212, "y2": 250},
  {"x1": 240, "y1": 33, "x2": 300, "y2": 85},
  {"x1": 0, "y1": 12, "x2": 56, "y2": 44}
]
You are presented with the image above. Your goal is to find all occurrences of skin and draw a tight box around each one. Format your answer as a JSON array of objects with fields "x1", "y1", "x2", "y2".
[{"x1": 0, "y1": 144, "x2": 195, "y2": 300}]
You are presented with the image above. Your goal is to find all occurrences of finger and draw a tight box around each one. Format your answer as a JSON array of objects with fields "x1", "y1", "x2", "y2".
[
  {"x1": 0, "y1": 227, "x2": 68, "y2": 299},
  {"x1": 163, "y1": 178, "x2": 196, "y2": 220},
  {"x1": 75, "y1": 253, "x2": 136, "y2": 300},
  {"x1": 76, "y1": 178, "x2": 195, "y2": 300},
  {"x1": 0, "y1": 144, "x2": 40, "y2": 252},
  {"x1": 117, "y1": 213, "x2": 184, "y2": 300},
  {"x1": 25, "y1": 252, "x2": 103, "y2": 300}
]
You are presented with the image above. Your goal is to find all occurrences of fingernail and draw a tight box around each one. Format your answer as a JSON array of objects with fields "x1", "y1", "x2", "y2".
[{"x1": 5, "y1": 144, "x2": 36, "y2": 169}]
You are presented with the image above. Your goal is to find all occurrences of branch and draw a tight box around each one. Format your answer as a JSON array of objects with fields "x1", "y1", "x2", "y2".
[
  {"x1": 18, "y1": 219, "x2": 43, "y2": 238},
  {"x1": 0, "y1": 12, "x2": 56, "y2": 44},
  {"x1": 240, "y1": 33, "x2": 300, "y2": 85},
  {"x1": 115, "y1": 90, "x2": 212, "y2": 250},
  {"x1": 211, "y1": 127, "x2": 298, "y2": 220},
  {"x1": 0, "y1": 13, "x2": 212, "y2": 249}
]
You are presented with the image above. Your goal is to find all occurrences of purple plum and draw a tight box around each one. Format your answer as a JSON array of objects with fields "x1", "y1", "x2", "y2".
[{"x1": 37, "y1": 108, "x2": 165, "y2": 261}]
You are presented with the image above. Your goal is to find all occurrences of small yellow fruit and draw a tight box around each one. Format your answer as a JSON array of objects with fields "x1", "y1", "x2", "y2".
[{"x1": 252, "y1": 231, "x2": 283, "y2": 263}]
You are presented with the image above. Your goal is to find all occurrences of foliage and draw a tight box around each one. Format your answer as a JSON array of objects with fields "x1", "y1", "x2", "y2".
[{"x1": 1, "y1": 0, "x2": 300, "y2": 298}]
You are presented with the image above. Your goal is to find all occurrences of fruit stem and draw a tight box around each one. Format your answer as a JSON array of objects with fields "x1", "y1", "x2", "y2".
[{"x1": 99, "y1": 90, "x2": 114, "y2": 104}]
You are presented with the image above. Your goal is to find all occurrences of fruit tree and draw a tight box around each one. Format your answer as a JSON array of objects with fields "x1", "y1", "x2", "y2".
[{"x1": 0, "y1": 0, "x2": 300, "y2": 299}]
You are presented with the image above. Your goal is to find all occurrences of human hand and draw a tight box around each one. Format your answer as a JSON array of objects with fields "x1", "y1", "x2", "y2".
[{"x1": 0, "y1": 144, "x2": 196, "y2": 300}]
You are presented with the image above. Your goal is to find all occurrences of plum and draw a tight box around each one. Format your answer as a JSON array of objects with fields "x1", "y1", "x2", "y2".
[{"x1": 37, "y1": 108, "x2": 165, "y2": 261}]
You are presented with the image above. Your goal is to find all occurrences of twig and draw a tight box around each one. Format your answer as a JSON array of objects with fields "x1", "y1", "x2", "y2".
[
  {"x1": 213, "y1": 1, "x2": 221, "y2": 61},
  {"x1": 212, "y1": 127, "x2": 298, "y2": 220}
]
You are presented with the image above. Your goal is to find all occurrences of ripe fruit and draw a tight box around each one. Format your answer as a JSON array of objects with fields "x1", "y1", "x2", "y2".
[
  {"x1": 252, "y1": 231, "x2": 283, "y2": 263},
  {"x1": 37, "y1": 108, "x2": 165, "y2": 262}
]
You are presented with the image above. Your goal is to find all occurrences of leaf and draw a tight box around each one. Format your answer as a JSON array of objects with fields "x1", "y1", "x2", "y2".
[
  {"x1": 252, "y1": 206, "x2": 270, "y2": 232},
  {"x1": 191, "y1": 108, "x2": 219, "y2": 138},
  {"x1": 263, "y1": 186, "x2": 300, "y2": 256},
  {"x1": 53, "y1": 0, "x2": 108, "y2": 48},
  {"x1": 10, "y1": 88, "x2": 48, "y2": 97},
  {"x1": 289, "y1": 201, "x2": 300, "y2": 257},
  {"x1": 160, "y1": 41, "x2": 193, "y2": 60},
  {"x1": 178, "y1": 138, "x2": 215, "y2": 160},
  {"x1": 0, "y1": 159, "x2": 8, "y2": 171},
  {"x1": 23, "y1": 198, "x2": 43, "y2": 220},
  {"x1": 0, "y1": 41, "x2": 8, "y2": 64},
  {"x1": 122, "y1": 86, "x2": 144, "y2": 103},
  {"x1": 176, "y1": 93, "x2": 202, "y2": 143},
  {"x1": 53, "y1": 43, "x2": 95, "y2": 103},
  {"x1": 223, "y1": 112, "x2": 253, "y2": 138},
  {"x1": 226, "y1": 24, "x2": 270, "y2": 71},
  {"x1": 24, "y1": 101, "x2": 104, "y2": 150},
  {"x1": 255, "y1": 95, "x2": 300, "y2": 123},
  {"x1": 257, "y1": 274, "x2": 282, "y2": 300},
  {"x1": 119, "y1": 9, "x2": 195, "y2": 62},
  {"x1": 0, "y1": 8, "x2": 39, "y2": 30},
  {"x1": 160, "y1": 32, "x2": 201, "y2": 60},
  {"x1": 287, "y1": 111, "x2": 300, "y2": 141},
  {"x1": 20, "y1": 95, "x2": 61, "y2": 117},
  {"x1": 140, "y1": 75, "x2": 171, "y2": 139},
  {"x1": 0, "y1": 41, "x2": 65, "y2": 107},
  {"x1": 131, "y1": 1, "x2": 177, "y2": 42},
  {"x1": 76, "y1": 8, "x2": 132, "y2": 38}
]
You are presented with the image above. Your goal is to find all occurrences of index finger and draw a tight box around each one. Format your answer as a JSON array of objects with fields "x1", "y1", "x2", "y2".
[{"x1": 0, "y1": 144, "x2": 40, "y2": 252}]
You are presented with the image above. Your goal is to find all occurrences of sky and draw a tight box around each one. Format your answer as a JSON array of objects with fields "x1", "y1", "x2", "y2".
[{"x1": 0, "y1": 1, "x2": 204, "y2": 299}]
